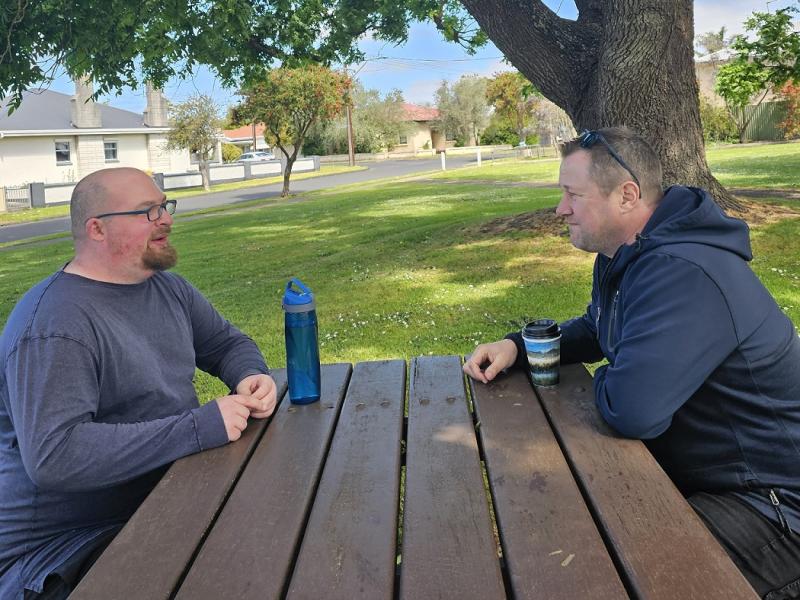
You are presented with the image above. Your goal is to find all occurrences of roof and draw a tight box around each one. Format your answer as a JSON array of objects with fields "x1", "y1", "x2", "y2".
[
  {"x1": 402, "y1": 103, "x2": 440, "y2": 122},
  {"x1": 223, "y1": 123, "x2": 266, "y2": 140},
  {"x1": 695, "y1": 48, "x2": 737, "y2": 64},
  {"x1": 0, "y1": 89, "x2": 147, "y2": 131}
]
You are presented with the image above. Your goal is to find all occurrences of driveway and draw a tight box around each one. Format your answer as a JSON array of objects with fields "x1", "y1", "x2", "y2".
[{"x1": 0, "y1": 155, "x2": 477, "y2": 244}]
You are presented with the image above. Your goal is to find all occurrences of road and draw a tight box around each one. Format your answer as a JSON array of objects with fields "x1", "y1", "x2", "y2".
[{"x1": 1, "y1": 155, "x2": 477, "y2": 244}]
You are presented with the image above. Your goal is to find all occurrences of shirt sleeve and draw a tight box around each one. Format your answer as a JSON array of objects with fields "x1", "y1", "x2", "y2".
[
  {"x1": 6, "y1": 335, "x2": 230, "y2": 492},
  {"x1": 593, "y1": 253, "x2": 739, "y2": 439},
  {"x1": 182, "y1": 281, "x2": 269, "y2": 389}
]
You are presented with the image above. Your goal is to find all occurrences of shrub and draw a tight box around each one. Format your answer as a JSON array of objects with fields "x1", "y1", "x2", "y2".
[
  {"x1": 221, "y1": 142, "x2": 243, "y2": 163},
  {"x1": 779, "y1": 82, "x2": 800, "y2": 140},
  {"x1": 698, "y1": 95, "x2": 738, "y2": 142}
]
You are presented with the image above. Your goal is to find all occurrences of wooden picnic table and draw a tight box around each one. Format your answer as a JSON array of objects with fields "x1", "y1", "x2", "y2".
[{"x1": 71, "y1": 357, "x2": 757, "y2": 599}]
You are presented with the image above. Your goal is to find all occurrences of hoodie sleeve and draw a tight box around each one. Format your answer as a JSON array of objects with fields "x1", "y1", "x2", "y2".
[{"x1": 593, "y1": 252, "x2": 739, "y2": 439}]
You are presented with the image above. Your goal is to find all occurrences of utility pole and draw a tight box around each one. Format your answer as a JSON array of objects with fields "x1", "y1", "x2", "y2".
[
  {"x1": 252, "y1": 122, "x2": 257, "y2": 151},
  {"x1": 346, "y1": 104, "x2": 355, "y2": 166}
]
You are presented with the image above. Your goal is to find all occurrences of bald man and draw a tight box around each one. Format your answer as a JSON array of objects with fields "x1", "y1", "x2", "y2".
[{"x1": 0, "y1": 168, "x2": 277, "y2": 599}]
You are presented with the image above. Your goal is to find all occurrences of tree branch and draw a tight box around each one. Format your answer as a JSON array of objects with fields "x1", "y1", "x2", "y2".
[{"x1": 459, "y1": 0, "x2": 599, "y2": 116}]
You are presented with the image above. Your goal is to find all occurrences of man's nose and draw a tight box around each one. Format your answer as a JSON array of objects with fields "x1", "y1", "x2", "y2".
[{"x1": 555, "y1": 195, "x2": 570, "y2": 216}]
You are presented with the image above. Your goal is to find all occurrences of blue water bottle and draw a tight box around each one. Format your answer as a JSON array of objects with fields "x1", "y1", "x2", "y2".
[{"x1": 282, "y1": 278, "x2": 321, "y2": 404}]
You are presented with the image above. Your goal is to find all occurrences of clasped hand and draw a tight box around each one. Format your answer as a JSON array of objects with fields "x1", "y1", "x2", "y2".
[{"x1": 216, "y1": 374, "x2": 278, "y2": 441}]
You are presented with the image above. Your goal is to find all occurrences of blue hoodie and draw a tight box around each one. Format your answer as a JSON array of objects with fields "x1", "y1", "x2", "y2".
[{"x1": 510, "y1": 185, "x2": 800, "y2": 531}]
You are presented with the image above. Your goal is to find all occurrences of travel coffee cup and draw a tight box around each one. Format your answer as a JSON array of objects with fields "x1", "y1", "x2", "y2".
[{"x1": 521, "y1": 319, "x2": 561, "y2": 386}]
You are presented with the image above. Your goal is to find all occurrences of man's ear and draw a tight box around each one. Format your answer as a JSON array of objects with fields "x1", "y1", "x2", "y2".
[
  {"x1": 84, "y1": 218, "x2": 106, "y2": 241},
  {"x1": 618, "y1": 181, "x2": 641, "y2": 214}
]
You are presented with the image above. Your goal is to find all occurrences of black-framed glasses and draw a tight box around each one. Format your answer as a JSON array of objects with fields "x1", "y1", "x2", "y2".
[
  {"x1": 88, "y1": 200, "x2": 177, "y2": 223},
  {"x1": 578, "y1": 130, "x2": 641, "y2": 193}
]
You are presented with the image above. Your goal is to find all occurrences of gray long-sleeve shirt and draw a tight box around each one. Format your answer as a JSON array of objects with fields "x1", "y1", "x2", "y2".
[{"x1": 0, "y1": 269, "x2": 268, "y2": 595}]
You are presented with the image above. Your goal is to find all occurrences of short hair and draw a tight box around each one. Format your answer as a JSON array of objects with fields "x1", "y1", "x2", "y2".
[
  {"x1": 70, "y1": 176, "x2": 109, "y2": 240},
  {"x1": 561, "y1": 126, "x2": 663, "y2": 202}
]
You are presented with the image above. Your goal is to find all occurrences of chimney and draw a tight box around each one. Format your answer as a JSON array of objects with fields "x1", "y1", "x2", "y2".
[
  {"x1": 143, "y1": 83, "x2": 169, "y2": 127},
  {"x1": 70, "y1": 76, "x2": 102, "y2": 128}
]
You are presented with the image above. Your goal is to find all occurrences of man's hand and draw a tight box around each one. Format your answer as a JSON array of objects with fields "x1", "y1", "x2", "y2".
[
  {"x1": 463, "y1": 339, "x2": 519, "y2": 384},
  {"x1": 235, "y1": 373, "x2": 277, "y2": 419},
  {"x1": 216, "y1": 395, "x2": 253, "y2": 442}
]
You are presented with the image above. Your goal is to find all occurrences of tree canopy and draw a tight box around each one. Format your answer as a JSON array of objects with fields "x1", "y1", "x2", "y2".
[
  {"x1": 486, "y1": 71, "x2": 541, "y2": 144},
  {"x1": 0, "y1": 1, "x2": 481, "y2": 111},
  {"x1": 236, "y1": 65, "x2": 351, "y2": 196},
  {"x1": 166, "y1": 94, "x2": 222, "y2": 191},
  {"x1": 715, "y1": 7, "x2": 800, "y2": 142},
  {"x1": 305, "y1": 83, "x2": 411, "y2": 155},
  {"x1": 435, "y1": 75, "x2": 490, "y2": 146}
]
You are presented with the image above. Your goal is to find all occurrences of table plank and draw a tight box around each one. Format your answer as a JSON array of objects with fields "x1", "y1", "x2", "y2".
[
  {"x1": 400, "y1": 355, "x2": 506, "y2": 599},
  {"x1": 174, "y1": 363, "x2": 352, "y2": 600},
  {"x1": 286, "y1": 360, "x2": 406, "y2": 600},
  {"x1": 71, "y1": 371, "x2": 288, "y2": 600},
  {"x1": 470, "y1": 367, "x2": 628, "y2": 599},
  {"x1": 536, "y1": 363, "x2": 758, "y2": 599}
]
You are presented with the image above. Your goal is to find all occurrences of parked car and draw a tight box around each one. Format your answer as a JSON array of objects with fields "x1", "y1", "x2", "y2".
[{"x1": 237, "y1": 151, "x2": 275, "y2": 162}]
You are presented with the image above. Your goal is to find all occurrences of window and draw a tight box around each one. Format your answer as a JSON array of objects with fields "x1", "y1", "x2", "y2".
[
  {"x1": 55, "y1": 141, "x2": 71, "y2": 164},
  {"x1": 104, "y1": 141, "x2": 118, "y2": 161},
  {"x1": 398, "y1": 134, "x2": 408, "y2": 145},
  {"x1": 445, "y1": 131, "x2": 456, "y2": 142}
]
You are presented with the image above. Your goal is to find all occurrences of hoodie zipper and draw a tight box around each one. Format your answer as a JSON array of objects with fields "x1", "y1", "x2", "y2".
[
  {"x1": 769, "y1": 489, "x2": 791, "y2": 534},
  {"x1": 607, "y1": 290, "x2": 620, "y2": 349}
]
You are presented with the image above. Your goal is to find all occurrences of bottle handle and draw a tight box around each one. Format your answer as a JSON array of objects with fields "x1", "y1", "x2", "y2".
[{"x1": 286, "y1": 278, "x2": 311, "y2": 295}]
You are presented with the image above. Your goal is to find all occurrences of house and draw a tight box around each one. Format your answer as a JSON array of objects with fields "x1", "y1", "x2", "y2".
[
  {"x1": 392, "y1": 103, "x2": 448, "y2": 154},
  {"x1": 0, "y1": 80, "x2": 192, "y2": 189},
  {"x1": 223, "y1": 123, "x2": 271, "y2": 152}
]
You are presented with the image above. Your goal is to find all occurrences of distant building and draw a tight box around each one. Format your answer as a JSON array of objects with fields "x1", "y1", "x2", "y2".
[
  {"x1": 0, "y1": 80, "x2": 191, "y2": 188},
  {"x1": 222, "y1": 123, "x2": 271, "y2": 152},
  {"x1": 392, "y1": 103, "x2": 448, "y2": 154}
]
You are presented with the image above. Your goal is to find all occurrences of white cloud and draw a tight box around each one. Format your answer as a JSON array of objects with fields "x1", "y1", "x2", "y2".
[{"x1": 405, "y1": 79, "x2": 443, "y2": 105}]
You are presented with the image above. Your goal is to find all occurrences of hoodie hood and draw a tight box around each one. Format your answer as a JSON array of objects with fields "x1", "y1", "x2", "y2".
[{"x1": 607, "y1": 185, "x2": 752, "y2": 280}]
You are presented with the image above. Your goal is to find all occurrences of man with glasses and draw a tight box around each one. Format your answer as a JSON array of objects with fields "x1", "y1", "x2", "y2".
[
  {"x1": 464, "y1": 127, "x2": 800, "y2": 598},
  {"x1": 0, "y1": 167, "x2": 277, "y2": 599}
]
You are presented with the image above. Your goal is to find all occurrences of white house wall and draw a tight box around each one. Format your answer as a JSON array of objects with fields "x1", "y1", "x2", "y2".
[
  {"x1": 0, "y1": 136, "x2": 79, "y2": 186},
  {"x1": 0, "y1": 132, "x2": 191, "y2": 187}
]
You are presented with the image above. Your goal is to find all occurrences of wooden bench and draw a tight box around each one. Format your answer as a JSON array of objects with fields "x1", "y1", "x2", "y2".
[{"x1": 71, "y1": 357, "x2": 757, "y2": 599}]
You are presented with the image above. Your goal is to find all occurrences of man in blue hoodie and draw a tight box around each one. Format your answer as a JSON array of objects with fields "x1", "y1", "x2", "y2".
[
  {"x1": 0, "y1": 168, "x2": 278, "y2": 599},
  {"x1": 464, "y1": 127, "x2": 800, "y2": 598}
]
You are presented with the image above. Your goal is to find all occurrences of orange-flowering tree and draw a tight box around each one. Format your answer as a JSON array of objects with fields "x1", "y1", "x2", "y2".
[
  {"x1": 779, "y1": 82, "x2": 800, "y2": 140},
  {"x1": 238, "y1": 66, "x2": 351, "y2": 196}
]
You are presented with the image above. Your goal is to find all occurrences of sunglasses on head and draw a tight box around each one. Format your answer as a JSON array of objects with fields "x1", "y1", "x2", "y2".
[{"x1": 578, "y1": 130, "x2": 641, "y2": 195}]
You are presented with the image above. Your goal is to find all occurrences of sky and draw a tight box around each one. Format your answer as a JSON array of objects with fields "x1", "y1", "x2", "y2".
[{"x1": 44, "y1": 0, "x2": 799, "y2": 114}]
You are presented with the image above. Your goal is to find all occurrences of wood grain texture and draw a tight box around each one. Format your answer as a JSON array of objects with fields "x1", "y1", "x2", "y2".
[
  {"x1": 399, "y1": 355, "x2": 506, "y2": 600},
  {"x1": 174, "y1": 363, "x2": 351, "y2": 600},
  {"x1": 71, "y1": 371, "x2": 288, "y2": 600},
  {"x1": 537, "y1": 363, "x2": 758, "y2": 599},
  {"x1": 287, "y1": 360, "x2": 406, "y2": 600},
  {"x1": 470, "y1": 367, "x2": 628, "y2": 599}
]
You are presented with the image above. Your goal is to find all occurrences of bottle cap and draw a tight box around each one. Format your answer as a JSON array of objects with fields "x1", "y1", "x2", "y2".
[{"x1": 282, "y1": 278, "x2": 316, "y2": 312}]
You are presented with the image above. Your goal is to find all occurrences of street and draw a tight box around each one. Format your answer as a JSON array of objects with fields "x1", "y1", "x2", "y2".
[{"x1": 0, "y1": 155, "x2": 477, "y2": 244}]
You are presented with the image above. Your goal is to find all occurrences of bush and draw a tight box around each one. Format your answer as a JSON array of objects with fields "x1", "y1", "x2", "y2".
[
  {"x1": 699, "y1": 95, "x2": 738, "y2": 143},
  {"x1": 221, "y1": 142, "x2": 243, "y2": 162},
  {"x1": 779, "y1": 82, "x2": 800, "y2": 140}
]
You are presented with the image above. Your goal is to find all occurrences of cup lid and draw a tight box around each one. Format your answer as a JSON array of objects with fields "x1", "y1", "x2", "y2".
[{"x1": 523, "y1": 319, "x2": 560, "y2": 339}]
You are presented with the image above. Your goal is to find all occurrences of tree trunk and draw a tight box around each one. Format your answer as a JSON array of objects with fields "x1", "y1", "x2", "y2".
[
  {"x1": 282, "y1": 161, "x2": 293, "y2": 197},
  {"x1": 460, "y1": 0, "x2": 743, "y2": 211},
  {"x1": 199, "y1": 161, "x2": 211, "y2": 191}
]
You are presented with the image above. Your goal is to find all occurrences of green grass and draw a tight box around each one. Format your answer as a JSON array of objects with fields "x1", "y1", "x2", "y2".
[
  {"x1": 702, "y1": 142, "x2": 800, "y2": 189},
  {"x1": 1, "y1": 144, "x2": 798, "y2": 402},
  {"x1": 0, "y1": 165, "x2": 365, "y2": 226}
]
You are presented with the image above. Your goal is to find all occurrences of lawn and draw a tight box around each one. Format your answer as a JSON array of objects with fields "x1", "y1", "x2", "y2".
[
  {"x1": 1, "y1": 143, "x2": 798, "y2": 402},
  {"x1": 0, "y1": 165, "x2": 365, "y2": 226}
]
